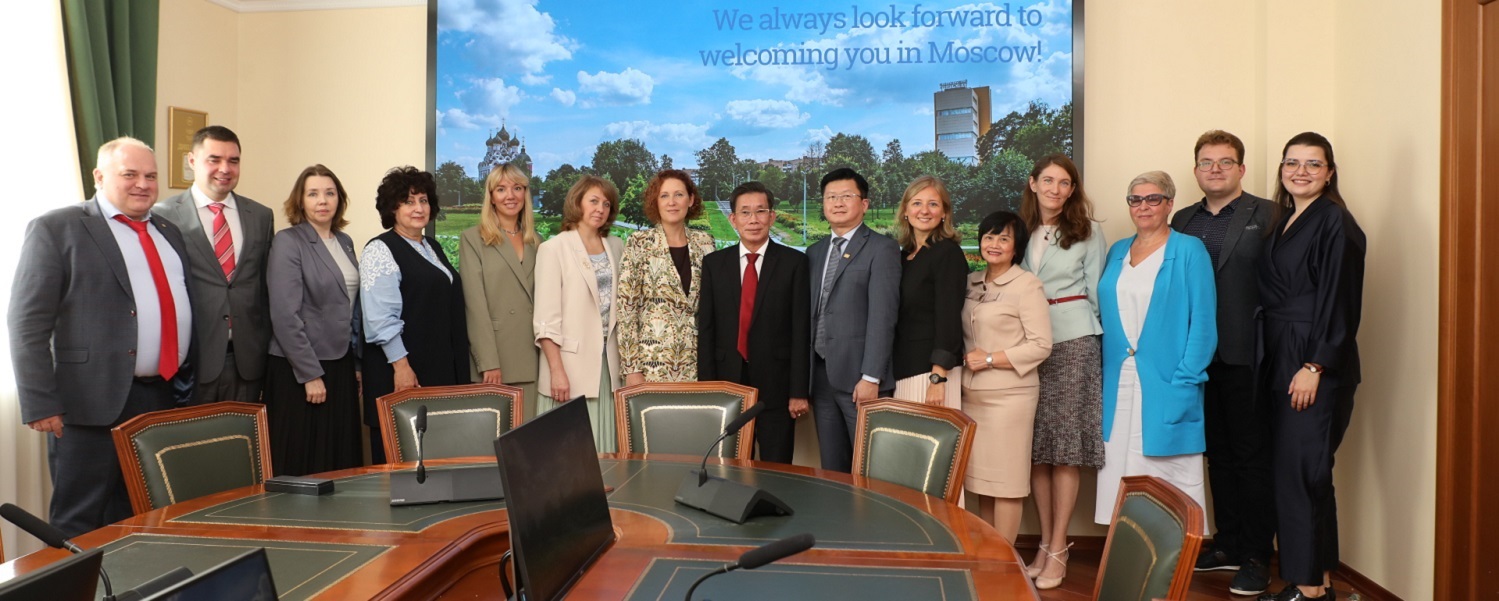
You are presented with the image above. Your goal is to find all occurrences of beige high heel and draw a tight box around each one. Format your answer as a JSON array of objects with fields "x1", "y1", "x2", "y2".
[
  {"x1": 1024, "y1": 543, "x2": 1049, "y2": 579},
  {"x1": 1034, "y1": 542, "x2": 1072, "y2": 590}
]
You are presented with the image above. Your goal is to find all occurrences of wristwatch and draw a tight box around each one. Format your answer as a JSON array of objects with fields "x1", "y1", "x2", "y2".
[
  {"x1": 985, "y1": 353, "x2": 994, "y2": 367},
  {"x1": 1303, "y1": 363, "x2": 1322, "y2": 374},
  {"x1": 929, "y1": 373, "x2": 948, "y2": 384}
]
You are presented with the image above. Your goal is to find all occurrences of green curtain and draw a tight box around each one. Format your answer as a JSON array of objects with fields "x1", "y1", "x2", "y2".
[{"x1": 60, "y1": 0, "x2": 159, "y2": 198}]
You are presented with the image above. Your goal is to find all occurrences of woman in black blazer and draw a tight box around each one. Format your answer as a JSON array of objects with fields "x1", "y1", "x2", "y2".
[
  {"x1": 265, "y1": 165, "x2": 362, "y2": 475},
  {"x1": 891, "y1": 175, "x2": 968, "y2": 406}
]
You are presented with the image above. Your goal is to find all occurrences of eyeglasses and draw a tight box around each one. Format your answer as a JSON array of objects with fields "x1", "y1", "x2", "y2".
[
  {"x1": 735, "y1": 208, "x2": 772, "y2": 220},
  {"x1": 824, "y1": 193, "x2": 862, "y2": 205},
  {"x1": 1196, "y1": 159, "x2": 1241, "y2": 172},
  {"x1": 1281, "y1": 159, "x2": 1327, "y2": 174},
  {"x1": 1125, "y1": 194, "x2": 1170, "y2": 207}
]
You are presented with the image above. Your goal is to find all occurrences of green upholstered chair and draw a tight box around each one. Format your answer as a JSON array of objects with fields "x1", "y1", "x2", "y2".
[
  {"x1": 111, "y1": 401, "x2": 273, "y2": 515},
  {"x1": 1092, "y1": 475, "x2": 1205, "y2": 601},
  {"x1": 377, "y1": 383, "x2": 524, "y2": 462},
  {"x1": 614, "y1": 381, "x2": 758, "y2": 458},
  {"x1": 851, "y1": 399, "x2": 976, "y2": 504}
]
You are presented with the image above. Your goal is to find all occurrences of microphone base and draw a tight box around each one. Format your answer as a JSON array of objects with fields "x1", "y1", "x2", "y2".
[
  {"x1": 390, "y1": 465, "x2": 505, "y2": 506},
  {"x1": 673, "y1": 470, "x2": 793, "y2": 524}
]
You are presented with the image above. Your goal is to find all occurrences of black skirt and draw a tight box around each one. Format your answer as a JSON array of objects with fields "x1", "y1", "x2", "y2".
[{"x1": 264, "y1": 352, "x2": 362, "y2": 476}]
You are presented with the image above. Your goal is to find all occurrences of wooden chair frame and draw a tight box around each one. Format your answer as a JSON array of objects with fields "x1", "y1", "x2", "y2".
[
  {"x1": 851, "y1": 398, "x2": 977, "y2": 504},
  {"x1": 614, "y1": 381, "x2": 759, "y2": 459},
  {"x1": 1092, "y1": 474, "x2": 1206, "y2": 601},
  {"x1": 111, "y1": 401, "x2": 272, "y2": 515},
  {"x1": 375, "y1": 383, "x2": 526, "y2": 463}
]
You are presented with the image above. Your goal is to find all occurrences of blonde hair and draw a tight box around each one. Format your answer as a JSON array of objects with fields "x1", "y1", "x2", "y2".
[
  {"x1": 894, "y1": 175, "x2": 959, "y2": 250},
  {"x1": 479, "y1": 163, "x2": 539, "y2": 246}
]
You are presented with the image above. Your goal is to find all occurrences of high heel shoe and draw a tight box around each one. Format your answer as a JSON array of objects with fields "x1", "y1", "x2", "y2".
[
  {"x1": 1024, "y1": 544, "x2": 1049, "y2": 579},
  {"x1": 1034, "y1": 542, "x2": 1072, "y2": 590}
]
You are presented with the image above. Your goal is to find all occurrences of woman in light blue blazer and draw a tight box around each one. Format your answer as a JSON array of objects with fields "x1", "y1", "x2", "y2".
[{"x1": 1094, "y1": 170, "x2": 1216, "y2": 528}]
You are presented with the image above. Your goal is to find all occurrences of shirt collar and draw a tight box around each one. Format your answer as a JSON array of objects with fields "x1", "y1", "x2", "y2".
[
  {"x1": 96, "y1": 194, "x2": 139, "y2": 221},
  {"x1": 1196, "y1": 194, "x2": 1241, "y2": 216},
  {"x1": 739, "y1": 240, "x2": 769, "y2": 258},
  {"x1": 190, "y1": 185, "x2": 238, "y2": 210},
  {"x1": 831, "y1": 224, "x2": 862, "y2": 245}
]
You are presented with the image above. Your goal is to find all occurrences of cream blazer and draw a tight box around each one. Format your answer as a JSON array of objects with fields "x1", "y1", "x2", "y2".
[
  {"x1": 960, "y1": 265, "x2": 1054, "y2": 391},
  {"x1": 534, "y1": 229, "x2": 625, "y2": 399}
]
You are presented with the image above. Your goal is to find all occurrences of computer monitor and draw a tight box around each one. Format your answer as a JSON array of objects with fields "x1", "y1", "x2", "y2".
[
  {"x1": 0, "y1": 548, "x2": 102, "y2": 601},
  {"x1": 141, "y1": 548, "x2": 276, "y2": 601},
  {"x1": 494, "y1": 398, "x2": 615, "y2": 601}
]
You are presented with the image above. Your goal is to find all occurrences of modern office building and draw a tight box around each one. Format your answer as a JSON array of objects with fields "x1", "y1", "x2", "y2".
[{"x1": 933, "y1": 81, "x2": 992, "y2": 163}]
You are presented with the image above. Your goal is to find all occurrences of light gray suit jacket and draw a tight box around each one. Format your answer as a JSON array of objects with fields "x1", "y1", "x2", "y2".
[
  {"x1": 9, "y1": 199, "x2": 195, "y2": 425},
  {"x1": 807, "y1": 224, "x2": 901, "y2": 392},
  {"x1": 154, "y1": 190, "x2": 274, "y2": 383},
  {"x1": 459, "y1": 226, "x2": 538, "y2": 384},
  {"x1": 267, "y1": 222, "x2": 359, "y2": 383}
]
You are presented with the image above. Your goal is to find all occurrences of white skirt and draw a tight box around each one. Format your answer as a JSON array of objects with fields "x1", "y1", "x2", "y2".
[
  {"x1": 892, "y1": 368, "x2": 963, "y2": 409},
  {"x1": 1094, "y1": 357, "x2": 1208, "y2": 532}
]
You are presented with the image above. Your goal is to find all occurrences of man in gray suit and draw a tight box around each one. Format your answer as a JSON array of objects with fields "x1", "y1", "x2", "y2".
[
  {"x1": 1171, "y1": 130, "x2": 1274, "y2": 596},
  {"x1": 154, "y1": 126, "x2": 273, "y2": 404},
  {"x1": 807, "y1": 168, "x2": 901, "y2": 473},
  {"x1": 10, "y1": 138, "x2": 194, "y2": 537}
]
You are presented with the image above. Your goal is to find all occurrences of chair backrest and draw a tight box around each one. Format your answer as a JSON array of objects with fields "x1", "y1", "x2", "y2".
[
  {"x1": 377, "y1": 383, "x2": 524, "y2": 462},
  {"x1": 1093, "y1": 475, "x2": 1205, "y2": 601},
  {"x1": 111, "y1": 402, "x2": 272, "y2": 515},
  {"x1": 614, "y1": 381, "x2": 758, "y2": 458},
  {"x1": 851, "y1": 399, "x2": 976, "y2": 504}
]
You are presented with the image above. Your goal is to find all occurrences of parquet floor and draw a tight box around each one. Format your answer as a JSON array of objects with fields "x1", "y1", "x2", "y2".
[{"x1": 1030, "y1": 547, "x2": 1362, "y2": 600}]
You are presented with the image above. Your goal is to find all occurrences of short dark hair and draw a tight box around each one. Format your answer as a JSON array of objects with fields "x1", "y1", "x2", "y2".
[
  {"x1": 977, "y1": 210, "x2": 1030, "y2": 266},
  {"x1": 374, "y1": 166, "x2": 440, "y2": 230},
  {"x1": 192, "y1": 125, "x2": 241, "y2": 151},
  {"x1": 1194, "y1": 129, "x2": 1246, "y2": 163},
  {"x1": 820, "y1": 167, "x2": 869, "y2": 197},
  {"x1": 729, "y1": 181, "x2": 776, "y2": 211}
]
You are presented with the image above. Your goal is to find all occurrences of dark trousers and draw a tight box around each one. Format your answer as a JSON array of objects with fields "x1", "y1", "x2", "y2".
[
  {"x1": 196, "y1": 346, "x2": 263, "y2": 404},
  {"x1": 48, "y1": 377, "x2": 175, "y2": 538},
  {"x1": 811, "y1": 356, "x2": 891, "y2": 473},
  {"x1": 1202, "y1": 361, "x2": 1276, "y2": 562},
  {"x1": 1272, "y1": 381, "x2": 1356, "y2": 584},
  {"x1": 739, "y1": 361, "x2": 796, "y2": 465}
]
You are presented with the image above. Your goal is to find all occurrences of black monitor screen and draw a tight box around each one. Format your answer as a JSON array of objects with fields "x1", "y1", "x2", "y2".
[
  {"x1": 494, "y1": 398, "x2": 615, "y2": 601},
  {"x1": 0, "y1": 548, "x2": 102, "y2": 601},
  {"x1": 142, "y1": 548, "x2": 276, "y2": 601}
]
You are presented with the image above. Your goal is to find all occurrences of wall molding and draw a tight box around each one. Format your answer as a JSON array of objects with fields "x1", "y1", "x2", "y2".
[{"x1": 205, "y1": 0, "x2": 423, "y2": 13}]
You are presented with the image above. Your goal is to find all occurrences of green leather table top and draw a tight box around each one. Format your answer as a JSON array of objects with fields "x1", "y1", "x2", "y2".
[
  {"x1": 624, "y1": 558, "x2": 977, "y2": 601},
  {"x1": 95, "y1": 534, "x2": 387, "y2": 601}
]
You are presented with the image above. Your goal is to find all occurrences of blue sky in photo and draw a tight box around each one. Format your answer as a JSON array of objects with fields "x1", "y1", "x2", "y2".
[{"x1": 435, "y1": 0, "x2": 1074, "y2": 177}]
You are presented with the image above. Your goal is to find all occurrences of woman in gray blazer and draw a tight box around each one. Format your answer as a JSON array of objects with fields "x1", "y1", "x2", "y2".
[
  {"x1": 461, "y1": 163, "x2": 541, "y2": 416},
  {"x1": 265, "y1": 165, "x2": 362, "y2": 476}
]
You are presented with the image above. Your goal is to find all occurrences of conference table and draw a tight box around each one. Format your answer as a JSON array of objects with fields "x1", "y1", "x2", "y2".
[{"x1": 0, "y1": 455, "x2": 1039, "y2": 600}]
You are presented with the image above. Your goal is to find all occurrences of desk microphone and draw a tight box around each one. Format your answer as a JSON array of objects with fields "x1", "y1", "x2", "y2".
[
  {"x1": 698, "y1": 403, "x2": 764, "y2": 486},
  {"x1": 1, "y1": 502, "x2": 112, "y2": 598},
  {"x1": 683, "y1": 533, "x2": 815, "y2": 601},
  {"x1": 415, "y1": 404, "x2": 428, "y2": 484},
  {"x1": 673, "y1": 404, "x2": 793, "y2": 523}
]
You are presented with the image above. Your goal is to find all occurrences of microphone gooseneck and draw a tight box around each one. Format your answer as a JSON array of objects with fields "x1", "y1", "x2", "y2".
[
  {"x1": 415, "y1": 405, "x2": 429, "y2": 484},
  {"x1": 683, "y1": 533, "x2": 815, "y2": 601},
  {"x1": 697, "y1": 404, "x2": 765, "y2": 486},
  {"x1": 0, "y1": 503, "x2": 114, "y2": 599}
]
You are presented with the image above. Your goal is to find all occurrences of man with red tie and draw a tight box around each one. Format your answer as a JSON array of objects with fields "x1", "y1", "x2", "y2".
[
  {"x1": 697, "y1": 182, "x2": 810, "y2": 463},
  {"x1": 154, "y1": 126, "x2": 273, "y2": 404},
  {"x1": 10, "y1": 137, "x2": 194, "y2": 537}
]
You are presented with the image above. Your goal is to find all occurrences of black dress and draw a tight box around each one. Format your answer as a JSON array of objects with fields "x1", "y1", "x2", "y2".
[{"x1": 1257, "y1": 196, "x2": 1365, "y2": 585}]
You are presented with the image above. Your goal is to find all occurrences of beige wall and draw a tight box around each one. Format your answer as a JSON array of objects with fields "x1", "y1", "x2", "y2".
[{"x1": 156, "y1": 0, "x2": 238, "y2": 195}]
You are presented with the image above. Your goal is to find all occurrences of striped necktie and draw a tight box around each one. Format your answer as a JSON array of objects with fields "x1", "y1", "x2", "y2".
[{"x1": 207, "y1": 202, "x2": 236, "y2": 280}]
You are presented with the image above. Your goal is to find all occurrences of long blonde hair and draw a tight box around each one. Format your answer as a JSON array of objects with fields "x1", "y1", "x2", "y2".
[
  {"x1": 479, "y1": 162, "x2": 539, "y2": 246},
  {"x1": 894, "y1": 175, "x2": 959, "y2": 250}
]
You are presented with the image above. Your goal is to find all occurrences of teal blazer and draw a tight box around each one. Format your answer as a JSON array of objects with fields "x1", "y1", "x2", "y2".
[{"x1": 1098, "y1": 230, "x2": 1217, "y2": 457}]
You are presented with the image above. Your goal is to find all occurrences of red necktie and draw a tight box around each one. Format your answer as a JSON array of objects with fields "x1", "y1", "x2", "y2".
[
  {"x1": 113, "y1": 215, "x2": 180, "y2": 380},
  {"x1": 207, "y1": 202, "x2": 235, "y2": 280},
  {"x1": 738, "y1": 252, "x2": 759, "y2": 360}
]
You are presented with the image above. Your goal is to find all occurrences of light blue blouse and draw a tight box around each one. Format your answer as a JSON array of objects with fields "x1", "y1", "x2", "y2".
[{"x1": 359, "y1": 236, "x2": 453, "y2": 362}]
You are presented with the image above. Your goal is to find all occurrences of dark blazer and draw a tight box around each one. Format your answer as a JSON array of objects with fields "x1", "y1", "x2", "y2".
[
  {"x1": 893, "y1": 237, "x2": 968, "y2": 380},
  {"x1": 154, "y1": 190, "x2": 274, "y2": 383},
  {"x1": 1170, "y1": 193, "x2": 1270, "y2": 366},
  {"x1": 807, "y1": 224, "x2": 902, "y2": 391},
  {"x1": 267, "y1": 222, "x2": 359, "y2": 383},
  {"x1": 10, "y1": 198, "x2": 194, "y2": 425},
  {"x1": 698, "y1": 241, "x2": 811, "y2": 407}
]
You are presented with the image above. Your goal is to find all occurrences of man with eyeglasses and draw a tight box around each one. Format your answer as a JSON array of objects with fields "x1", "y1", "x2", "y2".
[
  {"x1": 698, "y1": 181, "x2": 810, "y2": 464},
  {"x1": 805, "y1": 168, "x2": 901, "y2": 472},
  {"x1": 1170, "y1": 129, "x2": 1275, "y2": 596}
]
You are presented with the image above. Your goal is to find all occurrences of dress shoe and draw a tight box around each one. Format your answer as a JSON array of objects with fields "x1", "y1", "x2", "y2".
[
  {"x1": 1257, "y1": 583, "x2": 1334, "y2": 600},
  {"x1": 1033, "y1": 542, "x2": 1072, "y2": 590},
  {"x1": 1024, "y1": 543, "x2": 1048, "y2": 579},
  {"x1": 1195, "y1": 546, "x2": 1241, "y2": 572},
  {"x1": 1229, "y1": 558, "x2": 1270, "y2": 596}
]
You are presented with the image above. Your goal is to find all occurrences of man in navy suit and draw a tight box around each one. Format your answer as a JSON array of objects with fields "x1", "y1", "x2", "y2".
[
  {"x1": 806, "y1": 168, "x2": 901, "y2": 473},
  {"x1": 699, "y1": 182, "x2": 810, "y2": 463},
  {"x1": 10, "y1": 138, "x2": 194, "y2": 536}
]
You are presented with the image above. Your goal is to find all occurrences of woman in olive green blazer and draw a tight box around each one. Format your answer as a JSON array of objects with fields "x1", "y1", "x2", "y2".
[{"x1": 460, "y1": 163, "x2": 541, "y2": 415}]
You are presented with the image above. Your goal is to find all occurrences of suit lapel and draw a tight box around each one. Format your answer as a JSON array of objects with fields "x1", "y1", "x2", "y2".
[
  {"x1": 496, "y1": 239, "x2": 535, "y2": 302},
  {"x1": 829, "y1": 226, "x2": 868, "y2": 290},
  {"x1": 230, "y1": 198, "x2": 262, "y2": 284},
  {"x1": 299, "y1": 222, "x2": 347, "y2": 302},
  {"x1": 566, "y1": 231, "x2": 601, "y2": 306},
  {"x1": 750, "y1": 243, "x2": 777, "y2": 324},
  {"x1": 82, "y1": 199, "x2": 135, "y2": 296},
  {"x1": 1216, "y1": 199, "x2": 1255, "y2": 271}
]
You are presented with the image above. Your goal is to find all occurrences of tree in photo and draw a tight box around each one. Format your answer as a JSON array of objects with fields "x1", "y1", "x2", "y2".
[
  {"x1": 539, "y1": 163, "x2": 585, "y2": 217},
  {"x1": 695, "y1": 137, "x2": 741, "y2": 202},
  {"x1": 435, "y1": 160, "x2": 483, "y2": 207}
]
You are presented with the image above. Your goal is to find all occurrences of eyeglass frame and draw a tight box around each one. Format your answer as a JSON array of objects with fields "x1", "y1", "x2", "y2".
[
  {"x1": 1280, "y1": 158, "x2": 1328, "y2": 174},
  {"x1": 1125, "y1": 194, "x2": 1171, "y2": 207},
  {"x1": 733, "y1": 208, "x2": 773, "y2": 220},
  {"x1": 1195, "y1": 158, "x2": 1241, "y2": 172},
  {"x1": 823, "y1": 193, "x2": 864, "y2": 205}
]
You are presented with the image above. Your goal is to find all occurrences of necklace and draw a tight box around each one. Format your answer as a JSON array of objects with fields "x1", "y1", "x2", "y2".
[{"x1": 499, "y1": 223, "x2": 520, "y2": 235}]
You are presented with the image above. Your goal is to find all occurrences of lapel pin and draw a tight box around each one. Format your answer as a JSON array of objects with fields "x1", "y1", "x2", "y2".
[{"x1": 843, "y1": 253, "x2": 851, "y2": 259}]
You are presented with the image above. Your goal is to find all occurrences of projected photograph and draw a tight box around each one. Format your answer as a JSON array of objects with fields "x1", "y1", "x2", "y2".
[{"x1": 432, "y1": 0, "x2": 1077, "y2": 261}]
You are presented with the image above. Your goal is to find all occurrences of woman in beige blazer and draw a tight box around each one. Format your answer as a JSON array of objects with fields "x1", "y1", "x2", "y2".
[
  {"x1": 961, "y1": 211, "x2": 1053, "y2": 545},
  {"x1": 461, "y1": 162, "x2": 541, "y2": 416},
  {"x1": 618, "y1": 170, "x2": 716, "y2": 386},
  {"x1": 534, "y1": 175, "x2": 625, "y2": 452}
]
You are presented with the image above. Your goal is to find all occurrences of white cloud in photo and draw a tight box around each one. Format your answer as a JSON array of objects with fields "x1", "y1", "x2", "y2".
[
  {"x1": 914, "y1": 105, "x2": 934, "y2": 116},
  {"x1": 999, "y1": 50, "x2": 1072, "y2": 111},
  {"x1": 728, "y1": 63, "x2": 849, "y2": 107},
  {"x1": 802, "y1": 125, "x2": 835, "y2": 146},
  {"x1": 519, "y1": 72, "x2": 551, "y2": 86},
  {"x1": 725, "y1": 99, "x2": 809, "y2": 129},
  {"x1": 439, "y1": 0, "x2": 575, "y2": 75},
  {"x1": 578, "y1": 68, "x2": 655, "y2": 106},
  {"x1": 550, "y1": 88, "x2": 577, "y2": 107},
  {"x1": 472, "y1": 78, "x2": 525, "y2": 115},
  {"x1": 603, "y1": 120, "x2": 712, "y2": 148},
  {"x1": 438, "y1": 107, "x2": 500, "y2": 131}
]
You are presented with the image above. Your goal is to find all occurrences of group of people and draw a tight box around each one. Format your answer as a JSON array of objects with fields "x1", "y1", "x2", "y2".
[{"x1": 12, "y1": 125, "x2": 1362, "y2": 601}]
